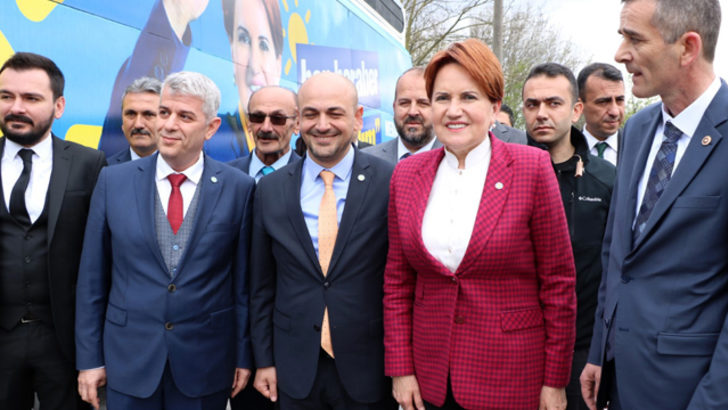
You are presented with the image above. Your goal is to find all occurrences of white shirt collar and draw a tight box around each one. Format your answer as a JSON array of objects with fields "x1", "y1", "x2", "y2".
[
  {"x1": 442, "y1": 135, "x2": 491, "y2": 170},
  {"x1": 583, "y1": 127, "x2": 619, "y2": 151},
  {"x1": 3, "y1": 131, "x2": 53, "y2": 162},
  {"x1": 156, "y1": 152, "x2": 204, "y2": 184},
  {"x1": 396, "y1": 136, "x2": 436, "y2": 160},
  {"x1": 662, "y1": 76, "x2": 721, "y2": 138}
]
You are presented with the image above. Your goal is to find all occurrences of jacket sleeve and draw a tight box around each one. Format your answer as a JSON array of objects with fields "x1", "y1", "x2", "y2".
[
  {"x1": 530, "y1": 151, "x2": 577, "y2": 387},
  {"x1": 382, "y1": 164, "x2": 418, "y2": 376},
  {"x1": 234, "y1": 178, "x2": 255, "y2": 369}
]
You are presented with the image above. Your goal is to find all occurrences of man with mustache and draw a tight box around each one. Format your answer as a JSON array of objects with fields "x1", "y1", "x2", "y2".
[
  {"x1": 0, "y1": 52, "x2": 106, "y2": 409},
  {"x1": 107, "y1": 77, "x2": 162, "y2": 164},
  {"x1": 522, "y1": 63, "x2": 615, "y2": 410},
  {"x1": 228, "y1": 86, "x2": 300, "y2": 182}
]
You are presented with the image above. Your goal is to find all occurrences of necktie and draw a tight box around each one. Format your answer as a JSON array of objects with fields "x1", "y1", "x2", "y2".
[
  {"x1": 399, "y1": 152, "x2": 412, "y2": 161},
  {"x1": 318, "y1": 170, "x2": 337, "y2": 357},
  {"x1": 9, "y1": 149, "x2": 34, "y2": 225},
  {"x1": 595, "y1": 141, "x2": 608, "y2": 158},
  {"x1": 633, "y1": 121, "x2": 682, "y2": 243},
  {"x1": 260, "y1": 165, "x2": 275, "y2": 176},
  {"x1": 167, "y1": 174, "x2": 187, "y2": 234}
]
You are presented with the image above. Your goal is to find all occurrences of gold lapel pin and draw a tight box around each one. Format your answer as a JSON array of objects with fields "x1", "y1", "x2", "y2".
[
  {"x1": 211, "y1": 176, "x2": 218, "y2": 183},
  {"x1": 495, "y1": 182, "x2": 504, "y2": 190},
  {"x1": 702, "y1": 136, "x2": 712, "y2": 146},
  {"x1": 357, "y1": 174, "x2": 366, "y2": 181}
]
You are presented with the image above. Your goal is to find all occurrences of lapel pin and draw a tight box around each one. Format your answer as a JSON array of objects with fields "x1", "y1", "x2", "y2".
[
  {"x1": 495, "y1": 182, "x2": 504, "y2": 190},
  {"x1": 357, "y1": 174, "x2": 366, "y2": 181},
  {"x1": 702, "y1": 136, "x2": 712, "y2": 146},
  {"x1": 211, "y1": 176, "x2": 218, "y2": 183}
]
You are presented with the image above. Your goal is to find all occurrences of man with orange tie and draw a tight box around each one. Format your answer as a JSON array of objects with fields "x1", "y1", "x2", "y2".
[{"x1": 249, "y1": 72, "x2": 397, "y2": 409}]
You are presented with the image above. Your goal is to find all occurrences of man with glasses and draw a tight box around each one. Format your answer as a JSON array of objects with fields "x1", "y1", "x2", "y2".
[{"x1": 228, "y1": 86, "x2": 300, "y2": 182}]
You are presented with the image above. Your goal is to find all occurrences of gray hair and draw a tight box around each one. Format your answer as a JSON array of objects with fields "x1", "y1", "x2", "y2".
[
  {"x1": 122, "y1": 76, "x2": 162, "y2": 101},
  {"x1": 623, "y1": 0, "x2": 721, "y2": 62},
  {"x1": 162, "y1": 71, "x2": 221, "y2": 120}
]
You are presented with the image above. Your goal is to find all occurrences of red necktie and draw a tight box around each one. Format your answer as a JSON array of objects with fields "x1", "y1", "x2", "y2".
[{"x1": 167, "y1": 174, "x2": 187, "y2": 234}]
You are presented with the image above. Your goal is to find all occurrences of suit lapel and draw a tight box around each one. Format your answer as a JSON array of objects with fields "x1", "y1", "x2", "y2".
[
  {"x1": 410, "y1": 148, "x2": 448, "y2": 271},
  {"x1": 47, "y1": 136, "x2": 70, "y2": 244},
  {"x1": 634, "y1": 84, "x2": 728, "y2": 249},
  {"x1": 0, "y1": 139, "x2": 5, "y2": 206},
  {"x1": 456, "y1": 136, "x2": 514, "y2": 274},
  {"x1": 285, "y1": 160, "x2": 321, "y2": 275},
  {"x1": 135, "y1": 153, "x2": 167, "y2": 271}
]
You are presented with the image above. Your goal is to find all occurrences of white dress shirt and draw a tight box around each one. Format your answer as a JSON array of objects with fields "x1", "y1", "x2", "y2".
[
  {"x1": 422, "y1": 136, "x2": 491, "y2": 273},
  {"x1": 1, "y1": 133, "x2": 53, "y2": 223},
  {"x1": 635, "y1": 76, "x2": 721, "y2": 219},
  {"x1": 583, "y1": 128, "x2": 619, "y2": 166},
  {"x1": 397, "y1": 137, "x2": 436, "y2": 162},
  {"x1": 155, "y1": 153, "x2": 204, "y2": 217}
]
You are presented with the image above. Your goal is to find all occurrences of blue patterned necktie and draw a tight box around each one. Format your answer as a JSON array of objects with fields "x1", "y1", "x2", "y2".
[
  {"x1": 260, "y1": 166, "x2": 275, "y2": 176},
  {"x1": 633, "y1": 121, "x2": 683, "y2": 244},
  {"x1": 399, "y1": 152, "x2": 412, "y2": 162}
]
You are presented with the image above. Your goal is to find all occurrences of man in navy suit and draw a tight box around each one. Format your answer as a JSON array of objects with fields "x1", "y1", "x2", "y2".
[
  {"x1": 249, "y1": 72, "x2": 397, "y2": 409},
  {"x1": 228, "y1": 86, "x2": 300, "y2": 181},
  {"x1": 580, "y1": 1, "x2": 728, "y2": 409},
  {"x1": 107, "y1": 77, "x2": 162, "y2": 165},
  {"x1": 75, "y1": 71, "x2": 254, "y2": 409}
]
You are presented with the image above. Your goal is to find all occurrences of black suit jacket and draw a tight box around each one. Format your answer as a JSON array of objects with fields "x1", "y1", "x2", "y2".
[
  {"x1": 250, "y1": 149, "x2": 394, "y2": 402},
  {"x1": 106, "y1": 147, "x2": 132, "y2": 165},
  {"x1": 0, "y1": 136, "x2": 106, "y2": 361},
  {"x1": 227, "y1": 149, "x2": 300, "y2": 176}
]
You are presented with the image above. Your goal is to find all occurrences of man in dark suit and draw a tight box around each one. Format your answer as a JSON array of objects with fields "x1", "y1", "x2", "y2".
[
  {"x1": 75, "y1": 71, "x2": 254, "y2": 409},
  {"x1": 228, "y1": 86, "x2": 300, "y2": 182},
  {"x1": 576, "y1": 63, "x2": 625, "y2": 167},
  {"x1": 250, "y1": 72, "x2": 397, "y2": 409},
  {"x1": 106, "y1": 77, "x2": 162, "y2": 164},
  {"x1": 580, "y1": 1, "x2": 728, "y2": 409},
  {"x1": 0, "y1": 52, "x2": 106, "y2": 409}
]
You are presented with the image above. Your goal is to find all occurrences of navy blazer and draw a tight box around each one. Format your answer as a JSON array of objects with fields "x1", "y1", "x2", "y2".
[
  {"x1": 106, "y1": 148, "x2": 132, "y2": 165},
  {"x1": 249, "y1": 149, "x2": 394, "y2": 402},
  {"x1": 75, "y1": 153, "x2": 255, "y2": 398},
  {"x1": 589, "y1": 81, "x2": 728, "y2": 408}
]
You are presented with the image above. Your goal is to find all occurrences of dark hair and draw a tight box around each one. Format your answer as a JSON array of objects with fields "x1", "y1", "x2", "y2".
[
  {"x1": 425, "y1": 38, "x2": 503, "y2": 103},
  {"x1": 222, "y1": 0, "x2": 283, "y2": 57},
  {"x1": 523, "y1": 63, "x2": 578, "y2": 105},
  {"x1": 499, "y1": 104, "x2": 515, "y2": 126},
  {"x1": 0, "y1": 52, "x2": 64, "y2": 100},
  {"x1": 577, "y1": 63, "x2": 623, "y2": 101},
  {"x1": 622, "y1": 0, "x2": 721, "y2": 62}
]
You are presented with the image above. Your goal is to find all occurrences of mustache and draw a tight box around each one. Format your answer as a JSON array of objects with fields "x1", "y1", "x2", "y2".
[
  {"x1": 4, "y1": 114, "x2": 33, "y2": 125},
  {"x1": 403, "y1": 114, "x2": 424, "y2": 125},
  {"x1": 130, "y1": 128, "x2": 151, "y2": 136},
  {"x1": 256, "y1": 131, "x2": 279, "y2": 141}
]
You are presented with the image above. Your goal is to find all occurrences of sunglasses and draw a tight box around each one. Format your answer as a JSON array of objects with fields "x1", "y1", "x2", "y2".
[{"x1": 248, "y1": 112, "x2": 296, "y2": 126}]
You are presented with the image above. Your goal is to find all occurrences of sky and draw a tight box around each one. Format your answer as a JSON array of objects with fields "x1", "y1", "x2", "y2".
[{"x1": 510, "y1": 0, "x2": 728, "y2": 90}]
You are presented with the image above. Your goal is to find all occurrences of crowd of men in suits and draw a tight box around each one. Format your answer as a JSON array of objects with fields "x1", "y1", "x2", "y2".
[{"x1": 1, "y1": 0, "x2": 727, "y2": 408}]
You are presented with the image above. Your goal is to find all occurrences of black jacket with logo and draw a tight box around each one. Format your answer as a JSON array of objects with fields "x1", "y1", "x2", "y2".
[{"x1": 529, "y1": 127, "x2": 616, "y2": 350}]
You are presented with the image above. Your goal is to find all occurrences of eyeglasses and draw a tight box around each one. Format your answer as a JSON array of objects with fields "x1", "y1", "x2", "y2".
[{"x1": 248, "y1": 112, "x2": 296, "y2": 126}]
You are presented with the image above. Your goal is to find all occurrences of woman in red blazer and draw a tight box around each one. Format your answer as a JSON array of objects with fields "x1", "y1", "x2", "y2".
[{"x1": 383, "y1": 38, "x2": 576, "y2": 410}]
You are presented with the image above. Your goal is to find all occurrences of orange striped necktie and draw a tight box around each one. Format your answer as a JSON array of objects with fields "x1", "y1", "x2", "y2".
[{"x1": 318, "y1": 170, "x2": 337, "y2": 357}]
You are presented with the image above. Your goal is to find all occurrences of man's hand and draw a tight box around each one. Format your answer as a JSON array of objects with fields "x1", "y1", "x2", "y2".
[
  {"x1": 231, "y1": 368, "x2": 251, "y2": 398},
  {"x1": 392, "y1": 375, "x2": 425, "y2": 410},
  {"x1": 580, "y1": 363, "x2": 602, "y2": 410},
  {"x1": 539, "y1": 385, "x2": 567, "y2": 410},
  {"x1": 78, "y1": 368, "x2": 107, "y2": 410},
  {"x1": 253, "y1": 366, "x2": 278, "y2": 402},
  {"x1": 161, "y1": 0, "x2": 209, "y2": 40}
]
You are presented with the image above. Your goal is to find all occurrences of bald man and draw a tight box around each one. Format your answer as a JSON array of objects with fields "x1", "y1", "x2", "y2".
[{"x1": 249, "y1": 72, "x2": 397, "y2": 409}]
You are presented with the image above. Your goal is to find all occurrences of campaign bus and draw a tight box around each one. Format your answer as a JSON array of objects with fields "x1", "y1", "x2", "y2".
[{"x1": 0, "y1": 0, "x2": 412, "y2": 161}]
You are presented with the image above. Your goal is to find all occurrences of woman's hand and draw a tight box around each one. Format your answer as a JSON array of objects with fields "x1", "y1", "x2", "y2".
[
  {"x1": 392, "y1": 375, "x2": 425, "y2": 410},
  {"x1": 539, "y1": 385, "x2": 567, "y2": 410}
]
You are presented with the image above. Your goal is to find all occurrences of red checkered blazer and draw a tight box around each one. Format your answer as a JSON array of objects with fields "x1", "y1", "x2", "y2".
[{"x1": 383, "y1": 134, "x2": 576, "y2": 409}]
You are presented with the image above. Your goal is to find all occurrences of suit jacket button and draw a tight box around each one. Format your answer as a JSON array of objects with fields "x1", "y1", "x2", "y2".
[
  {"x1": 313, "y1": 324, "x2": 321, "y2": 332},
  {"x1": 451, "y1": 276, "x2": 458, "y2": 283},
  {"x1": 621, "y1": 276, "x2": 631, "y2": 283},
  {"x1": 323, "y1": 281, "x2": 330, "y2": 289},
  {"x1": 165, "y1": 322, "x2": 174, "y2": 330},
  {"x1": 168, "y1": 284, "x2": 176, "y2": 293},
  {"x1": 454, "y1": 316, "x2": 465, "y2": 324}
]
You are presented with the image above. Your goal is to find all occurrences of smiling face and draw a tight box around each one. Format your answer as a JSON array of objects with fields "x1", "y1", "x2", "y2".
[
  {"x1": 431, "y1": 63, "x2": 498, "y2": 161},
  {"x1": 522, "y1": 74, "x2": 582, "y2": 149},
  {"x1": 157, "y1": 87, "x2": 221, "y2": 171},
  {"x1": 121, "y1": 91, "x2": 160, "y2": 157},
  {"x1": 230, "y1": 0, "x2": 282, "y2": 109},
  {"x1": 0, "y1": 68, "x2": 64, "y2": 146},
  {"x1": 615, "y1": 0, "x2": 681, "y2": 99}
]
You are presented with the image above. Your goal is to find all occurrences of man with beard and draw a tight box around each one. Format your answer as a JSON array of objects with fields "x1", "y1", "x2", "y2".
[
  {"x1": 228, "y1": 86, "x2": 300, "y2": 182},
  {"x1": 364, "y1": 67, "x2": 439, "y2": 163},
  {"x1": 0, "y1": 52, "x2": 106, "y2": 409},
  {"x1": 107, "y1": 77, "x2": 162, "y2": 164}
]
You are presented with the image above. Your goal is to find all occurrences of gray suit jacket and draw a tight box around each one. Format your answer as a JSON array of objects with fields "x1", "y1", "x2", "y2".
[
  {"x1": 492, "y1": 121, "x2": 528, "y2": 145},
  {"x1": 362, "y1": 138, "x2": 443, "y2": 164}
]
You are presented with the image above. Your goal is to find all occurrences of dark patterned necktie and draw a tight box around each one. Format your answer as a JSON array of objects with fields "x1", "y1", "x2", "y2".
[
  {"x1": 9, "y1": 149, "x2": 34, "y2": 225},
  {"x1": 595, "y1": 141, "x2": 608, "y2": 158},
  {"x1": 633, "y1": 121, "x2": 683, "y2": 244}
]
